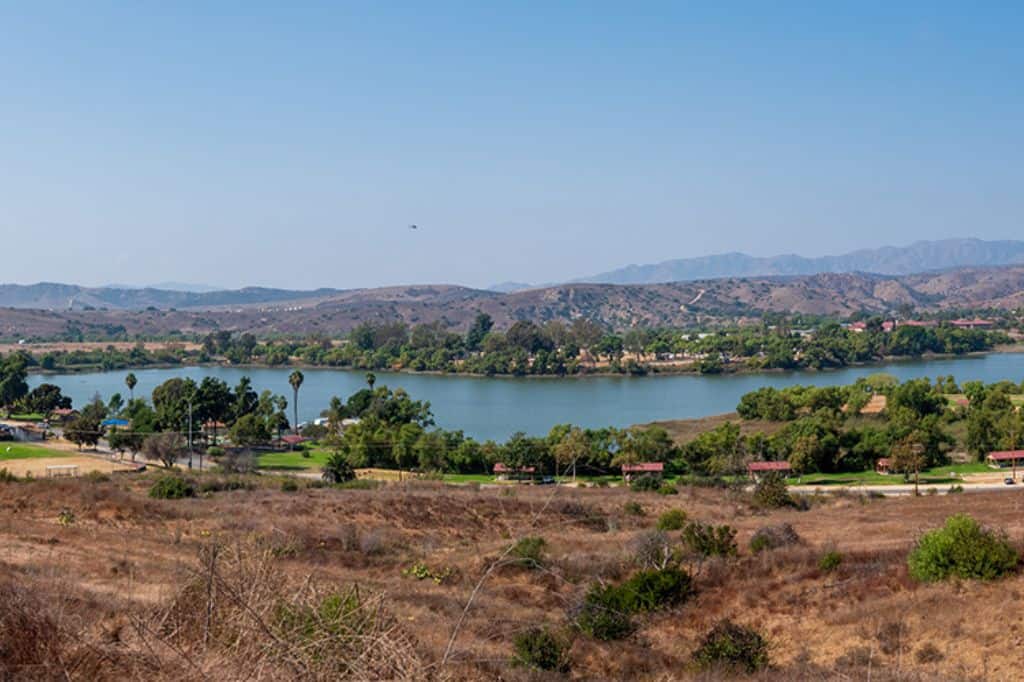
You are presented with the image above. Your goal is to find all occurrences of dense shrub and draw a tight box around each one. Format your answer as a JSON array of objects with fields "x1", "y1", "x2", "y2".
[
  {"x1": 509, "y1": 537, "x2": 546, "y2": 569},
  {"x1": 281, "y1": 478, "x2": 300, "y2": 492},
  {"x1": 618, "y1": 567, "x2": 693, "y2": 612},
  {"x1": 819, "y1": 550, "x2": 843, "y2": 573},
  {"x1": 206, "y1": 446, "x2": 225, "y2": 458},
  {"x1": 0, "y1": 468, "x2": 17, "y2": 483},
  {"x1": 752, "y1": 473, "x2": 796, "y2": 509},
  {"x1": 657, "y1": 484, "x2": 679, "y2": 495},
  {"x1": 576, "y1": 567, "x2": 694, "y2": 640},
  {"x1": 907, "y1": 514, "x2": 1018, "y2": 582},
  {"x1": 692, "y1": 619, "x2": 770, "y2": 673},
  {"x1": 198, "y1": 476, "x2": 257, "y2": 494},
  {"x1": 682, "y1": 521, "x2": 737, "y2": 558},
  {"x1": 656, "y1": 509, "x2": 688, "y2": 531},
  {"x1": 322, "y1": 452, "x2": 356, "y2": 483},
  {"x1": 630, "y1": 475, "x2": 661, "y2": 492},
  {"x1": 575, "y1": 583, "x2": 635, "y2": 641},
  {"x1": 512, "y1": 627, "x2": 571, "y2": 672},
  {"x1": 749, "y1": 523, "x2": 801, "y2": 554},
  {"x1": 149, "y1": 475, "x2": 195, "y2": 500}
]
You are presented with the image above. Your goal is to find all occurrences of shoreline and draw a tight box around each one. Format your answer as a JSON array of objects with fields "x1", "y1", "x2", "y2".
[{"x1": 21, "y1": 346, "x2": 1019, "y2": 380}]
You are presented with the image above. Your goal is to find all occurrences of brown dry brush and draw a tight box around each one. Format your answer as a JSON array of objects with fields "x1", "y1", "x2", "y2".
[{"x1": 133, "y1": 538, "x2": 428, "y2": 680}]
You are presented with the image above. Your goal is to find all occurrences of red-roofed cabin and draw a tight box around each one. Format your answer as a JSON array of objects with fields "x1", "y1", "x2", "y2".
[
  {"x1": 493, "y1": 462, "x2": 538, "y2": 482},
  {"x1": 621, "y1": 462, "x2": 664, "y2": 483},
  {"x1": 49, "y1": 408, "x2": 77, "y2": 422},
  {"x1": 987, "y1": 450, "x2": 1024, "y2": 468},
  {"x1": 747, "y1": 461, "x2": 792, "y2": 480},
  {"x1": 951, "y1": 318, "x2": 994, "y2": 329},
  {"x1": 280, "y1": 434, "x2": 310, "y2": 450},
  {"x1": 875, "y1": 457, "x2": 892, "y2": 475}
]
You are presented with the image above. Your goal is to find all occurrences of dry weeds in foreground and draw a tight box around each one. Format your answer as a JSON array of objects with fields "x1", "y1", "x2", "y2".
[{"x1": 1, "y1": 475, "x2": 1021, "y2": 679}]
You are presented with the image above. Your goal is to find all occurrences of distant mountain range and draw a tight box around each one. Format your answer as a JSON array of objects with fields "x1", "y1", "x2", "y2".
[
  {"x1": 573, "y1": 238, "x2": 1024, "y2": 285},
  {"x1": 3, "y1": 265, "x2": 1024, "y2": 342}
]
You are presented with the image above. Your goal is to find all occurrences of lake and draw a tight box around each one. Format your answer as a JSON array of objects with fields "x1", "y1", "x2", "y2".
[{"x1": 28, "y1": 354, "x2": 1024, "y2": 441}]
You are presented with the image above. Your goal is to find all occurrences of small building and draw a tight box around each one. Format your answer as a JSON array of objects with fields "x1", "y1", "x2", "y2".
[
  {"x1": 49, "y1": 408, "x2": 78, "y2": 422},
  {"x1": 747, "y1": 461, "x2": 792, "y2": 480},
  {"x1": 951, "y1": 318, "x2": 994, "y2": 329},
  {"x1": 493, "y1": 462, "x2": 538, "y2": 482},
  {"x1": 987, "y1": 450, "x2": 1024, "y2": 469},
  {"x1": 279, "y1": 434, "x2": 309, "y2": 450},
  {"x1": 621, "y1": 462, "x2": 664, "y2": 483},
  {"x1": 875, "y1": 457, "x2": 892, "y2": 475}
]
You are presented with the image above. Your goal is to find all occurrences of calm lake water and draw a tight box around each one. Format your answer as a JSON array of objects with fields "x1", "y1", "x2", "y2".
[{"x1": 28, "y1": 354, "x2": 1024, "y2": 441}]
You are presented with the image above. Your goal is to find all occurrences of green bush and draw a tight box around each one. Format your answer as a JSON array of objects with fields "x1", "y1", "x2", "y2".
[
  {"x1": 148, "y1": 475, "x2": 195, "y2": 499},
  {"x1": 575, "y1": 584, "x2": 635, "y2": 641},
  {"x1": 682, "y1": 521, "x2": 737, "y2": 558},
  {"x1": 280, "y1": 478, "x2": 300, "y2": 492},
  {"x1": 509, "y1": 536, "x2": 546, "y2": 569},
  {"x1": 618, "y1": 567, "x2": 693, "y2": 612},
  {"x1": 656, "y1": 509, "x2": 688, "y2": 531},
  {"x1": 206, "y1": 446, "x2": 225, "y2": 458},
  {"x1": 630, "y1": 475, "x2": 661, "y2": 492},
  {"x1": 819, "y1": 550, "x2": 843, "y2": 573},
  {"x1": 322, "y1": 452, "x2": 356, "y2": 484},
  {"x1": 752, "y1": 472, "x2": 795, "y2": 509},
  {"x1": 907, "y1": 514, "x2": 1018, "y2": 582},
  {"x1": 512, "y1": 627, "x2": 571, "y2": 672},
  {"x1": 0, "y1": 468, "x2": 17, "y2": 483},
  {"x1": 657, "y1": 484, "x2": 679, "y2": 496},
  {"x1": 692, "y1": 619, "x2": 770, "y2": 673},
  {"x1": 575, "y1": 567, "x2": 694, "y2": 640},
  {"x1": 947, "y1": 484, "x2": 964, "y2": 494}
]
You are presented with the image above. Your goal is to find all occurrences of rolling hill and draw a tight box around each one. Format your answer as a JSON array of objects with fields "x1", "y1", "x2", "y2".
[{"x1": 1, "y1": 265, "x2": 1023, "y2": 341}]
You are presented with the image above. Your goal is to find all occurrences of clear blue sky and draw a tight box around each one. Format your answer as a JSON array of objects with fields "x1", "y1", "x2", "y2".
[{"x1": 2, "y1": 2, "x2": 1021, "y2": 290}]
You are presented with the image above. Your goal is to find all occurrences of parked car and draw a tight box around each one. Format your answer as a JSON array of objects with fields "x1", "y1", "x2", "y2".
[{"x1": 1004, "y1": 477, "x2": 1015, "y2": 485}]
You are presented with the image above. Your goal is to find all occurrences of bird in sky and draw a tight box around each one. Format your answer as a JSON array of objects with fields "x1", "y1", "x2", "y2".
[{"x1": 408, "y1": 224, "x2": 418, "y2": 230}]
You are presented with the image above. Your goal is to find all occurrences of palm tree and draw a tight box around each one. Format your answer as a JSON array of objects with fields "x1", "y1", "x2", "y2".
[
  {"x1": 125, "y1": 373, "x2": 137, "y2": 401},
  {"x1": 366, "y1": 372, "x2": 376, "y2": 390},
  {"x1": 288, "y1": 370, "x2": 304, "y2": 435}
]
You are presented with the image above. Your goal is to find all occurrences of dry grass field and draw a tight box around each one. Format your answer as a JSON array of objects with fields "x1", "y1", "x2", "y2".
[{"x1": 2, "y1": 474, "x2": 1023, "y2": 680}]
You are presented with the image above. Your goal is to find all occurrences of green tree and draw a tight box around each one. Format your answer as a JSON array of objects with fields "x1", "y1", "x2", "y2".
[
  {"x1": 125, "y1": 372, "x2": 137, "y2": 401},
  {"x1": 289, "y1": 370, "x2": 304, "y2": 435},
  {"x1": 0, "y1": 354, "x2": 29, "y2": 410}
]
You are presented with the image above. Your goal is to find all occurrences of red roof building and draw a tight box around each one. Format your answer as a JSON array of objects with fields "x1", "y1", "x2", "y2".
[
  {"x1": 493, "y1": 463, "x2": 537, "y2": 475},
  {"x1": 280, "y1": 434, "x2": 309, "y2": 446},
  {"x1": 987, "y1": 450, "x2": 1024, "y2": 467},
  {"x1": 951, "y1": 318, "x2": 994, "y2": 329},
  {"x1": 621, "y1": 462, "x2": 664, "y2": 473},
  {"x1": 747, "y1": 461, "x2": 792, "y2": 478}
]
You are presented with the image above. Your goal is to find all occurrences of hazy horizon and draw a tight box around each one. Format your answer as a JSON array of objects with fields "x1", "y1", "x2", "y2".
[{"x1": 3, "y1": 4, "x2": 1022, "y2": 290}]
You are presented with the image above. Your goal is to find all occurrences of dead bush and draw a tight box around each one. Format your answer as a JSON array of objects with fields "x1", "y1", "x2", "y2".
[{"x1": 141, "y1": 538, "x2": 425, "y2": 679}]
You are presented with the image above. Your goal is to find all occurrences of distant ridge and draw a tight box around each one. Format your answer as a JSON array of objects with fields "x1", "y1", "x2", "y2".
[{"x1": 573, "y1": 238, "x2": 1024, "y2": 285}]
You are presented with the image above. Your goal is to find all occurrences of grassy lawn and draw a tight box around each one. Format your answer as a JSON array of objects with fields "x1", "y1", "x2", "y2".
[
  {"x1": 788, "y1": 462, "x2": 991, "y2": 487},
  {"x1": 256, "y1": 448, "x2": 331, "y2": 471},
  {"x1": 0, "y1": 442, "x2": 70, "y2": 460},
  {"x1": 4, "y1": 413, "x2": 45, "y2": 422}
]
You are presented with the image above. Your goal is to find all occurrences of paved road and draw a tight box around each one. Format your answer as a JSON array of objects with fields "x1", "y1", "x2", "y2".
[{"x1": 790, "y1": 482, "x2": 1024, "y2": 497}]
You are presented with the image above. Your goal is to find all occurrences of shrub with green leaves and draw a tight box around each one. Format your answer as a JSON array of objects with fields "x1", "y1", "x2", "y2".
[
  {"x1": 692, "y1": 619, "x2": 770, "y2": 673},
  {"x1": 512, "y1": 627, "x2": 571, "y2": 672},
  {"x1": 281, "y1": 478, "x2": 300, "y2": 492},
  {"x1": 907, "y1": 514, "x2": 1018, "y2": 582},
  {"x1": 321, "y1": 452, "x2": 356, "y2": 484},
  {"x1": 618, "y1": 567, "x2": 693, "y2": 612},
  {"x1": 575, "y1": 567, "x2": 694, "y2": 640},
  {"x1": 819, "y1": 550, "x2": 843, "y2": 573},
  {"x1": 149, "y1": 475, "x2": 195, "y2": 499},
  {"x1": 656, "y1": 509, "x2": 688, "y2": 531},
  {"x1": 657, "y1": 484, "x2": 679, "y2": 496},
  {"x1": 575, "y1": 583, "x2": 635, "y2": 641},
  {"x1": 509, "y1": 536, "x2": 546, "y2": 569},
  {"x1": 752, "y1": 472, "x2": 796, "y2": 509},
  {"x1": 682, "y1": 521, "x2": 737, "y2": 558},
  {"x1": 630, "y1": 475, "x2": 661, "y2": 492}
]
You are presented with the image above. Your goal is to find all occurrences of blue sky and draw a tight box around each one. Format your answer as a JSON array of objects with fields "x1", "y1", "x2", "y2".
[{"x1": 2, "y1": 2, "x2": 1021, "y2": 290}]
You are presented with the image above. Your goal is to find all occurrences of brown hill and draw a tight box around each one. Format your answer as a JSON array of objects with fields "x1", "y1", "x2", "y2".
[{"x1": 1, "y1": 266, "x2": 1021, "y2": 340}]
